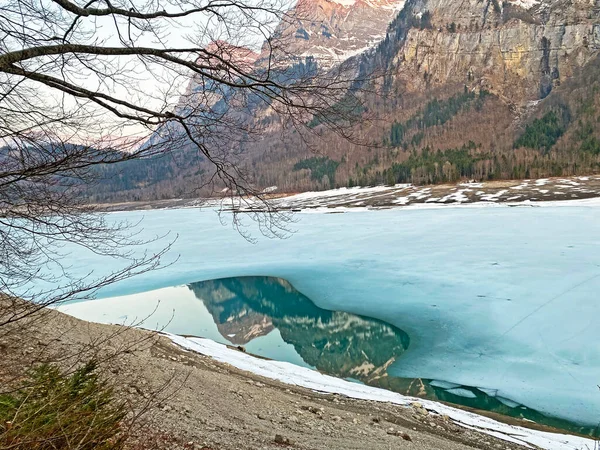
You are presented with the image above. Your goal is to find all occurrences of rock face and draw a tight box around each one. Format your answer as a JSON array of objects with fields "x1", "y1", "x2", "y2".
[
  {"x1": 262, "y1": 0, "x2": 406, "y2": 69},
  {"x1": 178, "y1": 41, "x2": 260, "y2": 111},
  {"x1": 175, "y1": 0, "x2": 599, "y2": 130},
  {"x1": 373, "y1": 0, "x2": 600, "y2": 104},
  {"x1": 174, "y1": 0, "x2": 407, "y2": 113},
  {"x1": 174, "y1": 0, "x2": 599, "y2": 133}
]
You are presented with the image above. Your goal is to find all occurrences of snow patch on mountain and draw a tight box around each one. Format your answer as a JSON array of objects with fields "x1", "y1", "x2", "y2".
[
  {"x1": 508, "y1": 0, "x2": 540, "y2": 9},
  {"x1": 329, "y1": 0, "x2": 356, "y2": 6}
]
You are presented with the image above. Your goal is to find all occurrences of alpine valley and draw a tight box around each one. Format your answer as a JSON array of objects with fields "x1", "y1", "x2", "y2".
[{"x1": 90, "y1": 0, "x2": 600, "y2": 202}]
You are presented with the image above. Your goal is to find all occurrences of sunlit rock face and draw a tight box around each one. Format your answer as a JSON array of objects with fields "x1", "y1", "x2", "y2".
[
  {"x1": 174, "y1": 0, "x2": 599, "y2": 127},
  {"x1": 260, "y1": 0, "x2": 406, "y2": 69},
  {"x1": 376, "y1": 0, "x2": 600, "y2": 104}
]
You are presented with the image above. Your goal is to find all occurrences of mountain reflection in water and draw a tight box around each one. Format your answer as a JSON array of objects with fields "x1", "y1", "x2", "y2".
[
  {"x1": 188, "y1": 276, "x2": 409, "y2": 383},
  {"x1": 187, "y1": 276, "x2": 593, "y2": 435}
]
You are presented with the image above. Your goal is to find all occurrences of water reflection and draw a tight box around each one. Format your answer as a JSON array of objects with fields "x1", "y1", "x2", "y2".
[
  {"x1": 188, "y1": 276, "x2": 409, "y2": 382},
  {"x1": 187, "y1": 276, "x2": 593, "y2": 435}
]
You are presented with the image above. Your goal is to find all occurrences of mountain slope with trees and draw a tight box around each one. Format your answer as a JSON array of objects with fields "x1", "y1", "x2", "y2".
[{"x1": 85, "y1": 0, "x2": 600, "y2": 202}]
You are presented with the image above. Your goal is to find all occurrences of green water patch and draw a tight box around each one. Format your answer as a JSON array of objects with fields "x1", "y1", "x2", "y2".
[{"x1": 186, "y1": 276, "x2": 595, "y2": 436}]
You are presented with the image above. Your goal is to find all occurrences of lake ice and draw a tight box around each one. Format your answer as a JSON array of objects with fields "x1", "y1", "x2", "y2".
[{"x1": 56, "y1": 204, "x2": 600, "y2": 425}]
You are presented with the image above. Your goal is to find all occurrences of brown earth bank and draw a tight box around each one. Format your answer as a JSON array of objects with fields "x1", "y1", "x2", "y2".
[{"x1": 0, "y1": 306, "x2": 545, "y2": 450}]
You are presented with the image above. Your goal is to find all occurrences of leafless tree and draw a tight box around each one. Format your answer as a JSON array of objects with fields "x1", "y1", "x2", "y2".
[
  {"x1": 0, "y1": 0, "x2": 366, "y2": 324},
  {"x1": 0, "y1": 3, "x2": 372, "y2": 449}
]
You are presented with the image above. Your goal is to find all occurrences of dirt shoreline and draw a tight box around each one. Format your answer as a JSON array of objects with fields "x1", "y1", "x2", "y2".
[
  {"x1": 0, "y1": 306, "x2": 554, "y2": 450},
  {"x1": 92, "y1": 175, "x2": 600, "y2": 213},
  {"x1": 176, "y1": 332, "x2": 590, "y2": 439}
]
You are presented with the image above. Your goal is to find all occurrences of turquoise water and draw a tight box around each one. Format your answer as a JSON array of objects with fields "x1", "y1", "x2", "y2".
[{"x1": 52, "y1": 206, "x2": 600, "y2": 428}]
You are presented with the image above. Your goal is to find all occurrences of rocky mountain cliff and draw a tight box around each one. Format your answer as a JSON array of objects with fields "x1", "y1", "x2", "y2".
[
  {"x1": 179, "y1": 41, "x2": 261, "y2": 111},
  {"x1": 262, "y1": 0, "x2": 405, "y2": 68},
  {"x1": 374, "y1": 0, "x2": 599, "y2": 104}
]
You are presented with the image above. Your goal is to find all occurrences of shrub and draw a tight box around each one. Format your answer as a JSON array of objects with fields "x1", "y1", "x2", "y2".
[{"x1": 0, "y1": 361, "x2": 126, "y2": 450}]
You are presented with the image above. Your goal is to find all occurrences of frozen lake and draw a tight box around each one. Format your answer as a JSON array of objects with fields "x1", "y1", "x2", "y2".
[{"x1": 57, "y1": 204, "x2": 600, "y2": 427}]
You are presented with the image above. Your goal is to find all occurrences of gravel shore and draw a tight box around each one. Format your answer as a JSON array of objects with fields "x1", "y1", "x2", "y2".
[{"x1": 0, "y1": 306, "x2": 546, "y2": 450}]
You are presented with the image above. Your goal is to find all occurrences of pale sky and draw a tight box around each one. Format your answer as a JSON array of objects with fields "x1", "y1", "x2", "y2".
[{"x1": 8, "y1": 0, "x2": 296, "y2": 145}]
